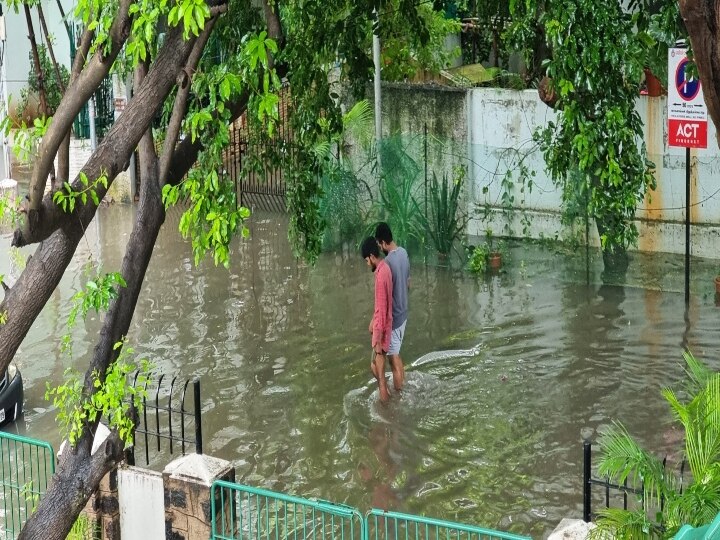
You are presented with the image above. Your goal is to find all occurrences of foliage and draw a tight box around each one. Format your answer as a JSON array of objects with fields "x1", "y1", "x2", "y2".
[
  {"x1": 2, "y1": 116, "x2": 52, "y2": 164},
  {"x1": 458, "y1": 0, "x2": 511, "y2": 68},
  {"x1": 467, "y1": 228, "x2": 506, "y2": 275},
  {"x1": 163, "y1": 29, "x2": 276, "y2": 267},
  {"x1": 369, "y1": 138, "x2": 424, "y2": 248},
  {"x1": 526, "y1": 0, "x2": 657, "y2": 256},
  {"x1": 319, "y1": 166, "x2": 366, "y2": 250},
  {"x1": 18, "y1": 45, "x2": 70, "y2": 120},
  {"x1": 48, "y1": 269, "x2": 149, "y2": 450},
  {"x1": 45, "y1": 342, "x2": 152, "y2": 448},
  {"x1": 53, "y1": 171, "x2": 108, "y2": 212},
  {"x1": 0, "y1": 193, "x2": 21, "y2": 227},
  {"x1": 592, "y1": 352, "x2": 720, "y2": 539},
  {"x1": 67, "y1": 514, "x2": 96, "y2": 540},
  {"x1": 417, "y1": 167, "x2": 467, "y2": 257},
  {"x1": 468, "y1": 244, "x2": 490, "y2": 274},
  {"x1": 61, "y1": 272, "x2": 127, "y2": 357},
  {"x1": 380, "y1": 1, "x2": 462, "y2": 80}
]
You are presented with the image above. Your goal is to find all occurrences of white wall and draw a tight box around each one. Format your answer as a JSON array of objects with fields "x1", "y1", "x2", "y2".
[
  {"x1": 468, "y1": 88, "x2": 720, "y2": 257},
  {"x1": 118, "y1": 466, "x2": 165, "y2": 540}
]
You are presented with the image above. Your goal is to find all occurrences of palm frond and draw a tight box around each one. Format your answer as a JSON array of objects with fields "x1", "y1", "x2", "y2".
[
  {"x1": 597, "y1": 422, "x2": 673, "y2": 508},
  {"x1": 342, "y1": 100, "x2": 374, "y2": 149},
  {"x1": 664, "y1": 479, "x2": 720, "y2": 534},
  {"x1": 591, "y1": 507, "x2": 659, "y2": 540},
  {"x1": 684, "y1": 350, "x2": 712, "y2": 394}
]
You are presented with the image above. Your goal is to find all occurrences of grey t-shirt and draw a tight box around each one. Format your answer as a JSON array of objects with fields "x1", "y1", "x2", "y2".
[{"x1": 385, "y1": 247, "x2": 409, "y2": 329}]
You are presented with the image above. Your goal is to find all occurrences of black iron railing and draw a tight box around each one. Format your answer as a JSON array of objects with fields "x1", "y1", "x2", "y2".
[
  {"x1": 582, "y1": 440, "x2": 686, "y2": 523},
  {"x1": 127, "y1": 374, "x2": 203, "y2": 468}
]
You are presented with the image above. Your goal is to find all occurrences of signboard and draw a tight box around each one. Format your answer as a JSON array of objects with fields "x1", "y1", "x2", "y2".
[{"x1": 668, "y1": 47, "x2": 708, "y2": 148}]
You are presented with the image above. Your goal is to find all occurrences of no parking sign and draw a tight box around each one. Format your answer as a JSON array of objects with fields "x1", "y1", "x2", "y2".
[{"x1": 668, "y1": 47, "x2": 708, "y2": 148}]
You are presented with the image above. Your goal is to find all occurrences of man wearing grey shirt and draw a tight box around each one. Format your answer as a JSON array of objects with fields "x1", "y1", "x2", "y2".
[{"x1": 374, "y1": 222, "x2": 408, "y2": 392}]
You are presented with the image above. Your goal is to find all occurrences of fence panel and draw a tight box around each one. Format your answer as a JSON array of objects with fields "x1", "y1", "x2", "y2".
[
  {"x1": 211, "y1": 480, "x2": 364, "y2": 540},
  {"x1": 0, "y1": 432, "x2": 55, "y2": 539},
  {"x1": 126, "y1": 375, "x2": 202, "y2": 469},
  {"x1": 365, "y1": 509, "x2": 531, "y2": 540}
]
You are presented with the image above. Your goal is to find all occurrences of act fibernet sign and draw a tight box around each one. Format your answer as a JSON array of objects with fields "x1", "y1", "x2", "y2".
[{"x1": 668, "y1": 47, "x2": 708, "y2": 149}]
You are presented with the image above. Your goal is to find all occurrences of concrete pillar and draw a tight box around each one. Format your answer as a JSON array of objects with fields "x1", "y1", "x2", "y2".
[{"x1": 163, "y1": 453, "x2": 235, "y2": 540}]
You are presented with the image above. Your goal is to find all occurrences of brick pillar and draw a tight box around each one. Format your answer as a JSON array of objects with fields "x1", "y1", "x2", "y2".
[
  {"x1": 83, "y1": 469, "x2": 120, "y2": 539},
  {"x1": 163, "y1": 453, "x2": 235, "y2": 540}
]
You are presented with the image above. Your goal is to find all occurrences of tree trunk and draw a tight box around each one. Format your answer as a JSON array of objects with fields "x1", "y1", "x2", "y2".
[{"x1": 679, "y1": 0, "x2": 720, "y2": 147}]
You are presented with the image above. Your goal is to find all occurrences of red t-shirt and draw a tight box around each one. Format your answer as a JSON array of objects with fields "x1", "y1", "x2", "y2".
[{"x1": 372, "y1": 260, "x2": 393, "y2": 352}]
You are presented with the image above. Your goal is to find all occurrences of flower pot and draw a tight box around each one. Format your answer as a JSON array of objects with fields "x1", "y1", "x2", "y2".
[
  {"x1": 488, "y1": 252, "x2": 502, "y2": 270},
  {"x1": 644, "y1": 68, "x2": 665, "y2": 97},
  {"x1": 714, "y1": 276, "x2": 720, "y2": 294}
]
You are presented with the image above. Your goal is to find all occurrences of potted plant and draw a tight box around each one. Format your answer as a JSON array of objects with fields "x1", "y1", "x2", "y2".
[{"x1": 485, "y1": 228, "x2": 503, "y2": 270}]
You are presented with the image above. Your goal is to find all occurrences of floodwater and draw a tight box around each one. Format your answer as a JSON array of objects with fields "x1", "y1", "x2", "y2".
[{"x1": 2, "y1": 204, "x2": 720, "y2": 538}]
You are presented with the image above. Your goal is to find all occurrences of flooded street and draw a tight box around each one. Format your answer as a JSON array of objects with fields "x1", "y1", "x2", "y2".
[{"x1": 2, "y1": 204, "x2": 720, "y2": 537}]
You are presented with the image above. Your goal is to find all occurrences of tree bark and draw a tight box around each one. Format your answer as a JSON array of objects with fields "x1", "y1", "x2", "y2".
[
  {"x1": 679, "y1": 0, "x2": 720, "y2": 147},
  {"x1": 25, "y1": 0, "x2": 133, "y2": 228},
  {"x1": 23, "y1": 4, "x2": 49, "y2": 118}
]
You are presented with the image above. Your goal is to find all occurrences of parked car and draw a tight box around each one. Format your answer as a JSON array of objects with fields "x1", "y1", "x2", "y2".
[{"x1": 0, "y1": 363, "x2": 23, "y2": 426}]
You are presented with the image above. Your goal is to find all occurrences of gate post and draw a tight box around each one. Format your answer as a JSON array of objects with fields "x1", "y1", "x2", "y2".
[{"x1": 163, "y1": 453, "x2": 234, "y2": 539}]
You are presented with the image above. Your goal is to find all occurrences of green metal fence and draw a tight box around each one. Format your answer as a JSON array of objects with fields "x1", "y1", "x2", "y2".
[
  {"x1": 674, "y1": 512, "x2": 720, "y2": 540},
  {"x1": 0, "y1": 432, "x2": 55, "y2": 539},
  {"x1": 210, "y1": 480, "x2": 530, "y2": 540},
  {"x1": 366, "y1": 509, "x2": 531, "y2": 540},
  {"x1": 211, "y1": 480, "x2": 364, "y2": 540}
]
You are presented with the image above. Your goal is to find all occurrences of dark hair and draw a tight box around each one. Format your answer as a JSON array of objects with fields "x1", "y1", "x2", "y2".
[
  {"x1": 361, "y1": 236, "x2": 380, "y2": 259},
  {"x1": 375, "y1": 222, "x2": 393, "y2": 244}
]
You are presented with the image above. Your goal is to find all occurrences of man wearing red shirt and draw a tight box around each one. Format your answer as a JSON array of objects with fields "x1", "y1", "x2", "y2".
[{"x1": 361, "y1": 237, "x2": 393, "y2": 403}]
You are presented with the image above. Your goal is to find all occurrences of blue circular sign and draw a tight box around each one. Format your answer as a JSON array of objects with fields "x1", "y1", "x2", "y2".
[{"x1": 675, "y1": 58, "x2": 700, "y2": 101}]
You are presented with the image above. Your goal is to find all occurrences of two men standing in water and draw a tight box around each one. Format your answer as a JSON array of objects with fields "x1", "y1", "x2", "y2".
[{"x1": 361, "y1": 223, "x2": 409, "y2": 402}]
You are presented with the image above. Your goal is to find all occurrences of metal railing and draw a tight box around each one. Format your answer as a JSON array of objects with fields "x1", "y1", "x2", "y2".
[
  {"x1": 126, "y1": 375, "x2": 202, "y2": 468},
  {"x1": 210, "y1": 480, "x2": 530, "y2": 540},
  {"x1": 0, "y1": 432, "x2": 55, "y2": 539},
  {"x1": 211, "y1": 480, "x2": 365, "y2": 540},
  {"x1": 582, "y1": 440, "x2": 686, "y2": 523},
  {"x1": 366, "y1": 509, "x2": 531, "y2": 540}
]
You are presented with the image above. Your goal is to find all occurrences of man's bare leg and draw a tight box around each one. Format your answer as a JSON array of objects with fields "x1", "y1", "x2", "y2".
[
  {"x1": 389, "y1": 354, "x2": 405, "y2": 391},
  {"x1": 372, "y1": 353, "x2": 390, "y2": 402}
]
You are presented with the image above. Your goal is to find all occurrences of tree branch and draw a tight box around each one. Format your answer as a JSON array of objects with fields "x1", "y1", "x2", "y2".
[
  {"x1": 23, "y1": 3, "x2": 49, "y2": 118},
  {"x1": 25, "y1": 0, "x2": 133, "y2": 229},
  {"x1": 159, "y1": 15, "x2": 219, "y2": 185}
]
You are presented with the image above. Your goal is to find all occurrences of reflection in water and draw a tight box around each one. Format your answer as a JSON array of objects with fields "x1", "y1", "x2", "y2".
[{"x1": 3, "y1": 205, "x2": 720, "y2": 537}]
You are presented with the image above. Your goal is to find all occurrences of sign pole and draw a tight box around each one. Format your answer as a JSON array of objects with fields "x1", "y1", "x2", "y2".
[
  {"x1": 668, "y1": 45, "x2": 707, "y2": 307},
  {"x1": 685, "y1": 146, "x2": 690, "y2": 307}
]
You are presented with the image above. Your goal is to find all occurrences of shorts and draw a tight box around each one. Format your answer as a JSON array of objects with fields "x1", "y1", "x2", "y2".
[{"x1": 387, "y1": 321, "x2": 406, "y2": 355}]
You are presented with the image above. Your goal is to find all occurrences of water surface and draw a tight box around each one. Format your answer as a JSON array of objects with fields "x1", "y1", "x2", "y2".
[{"x1": 2, "y1": 205, "x2": 719, "y2": 537}]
